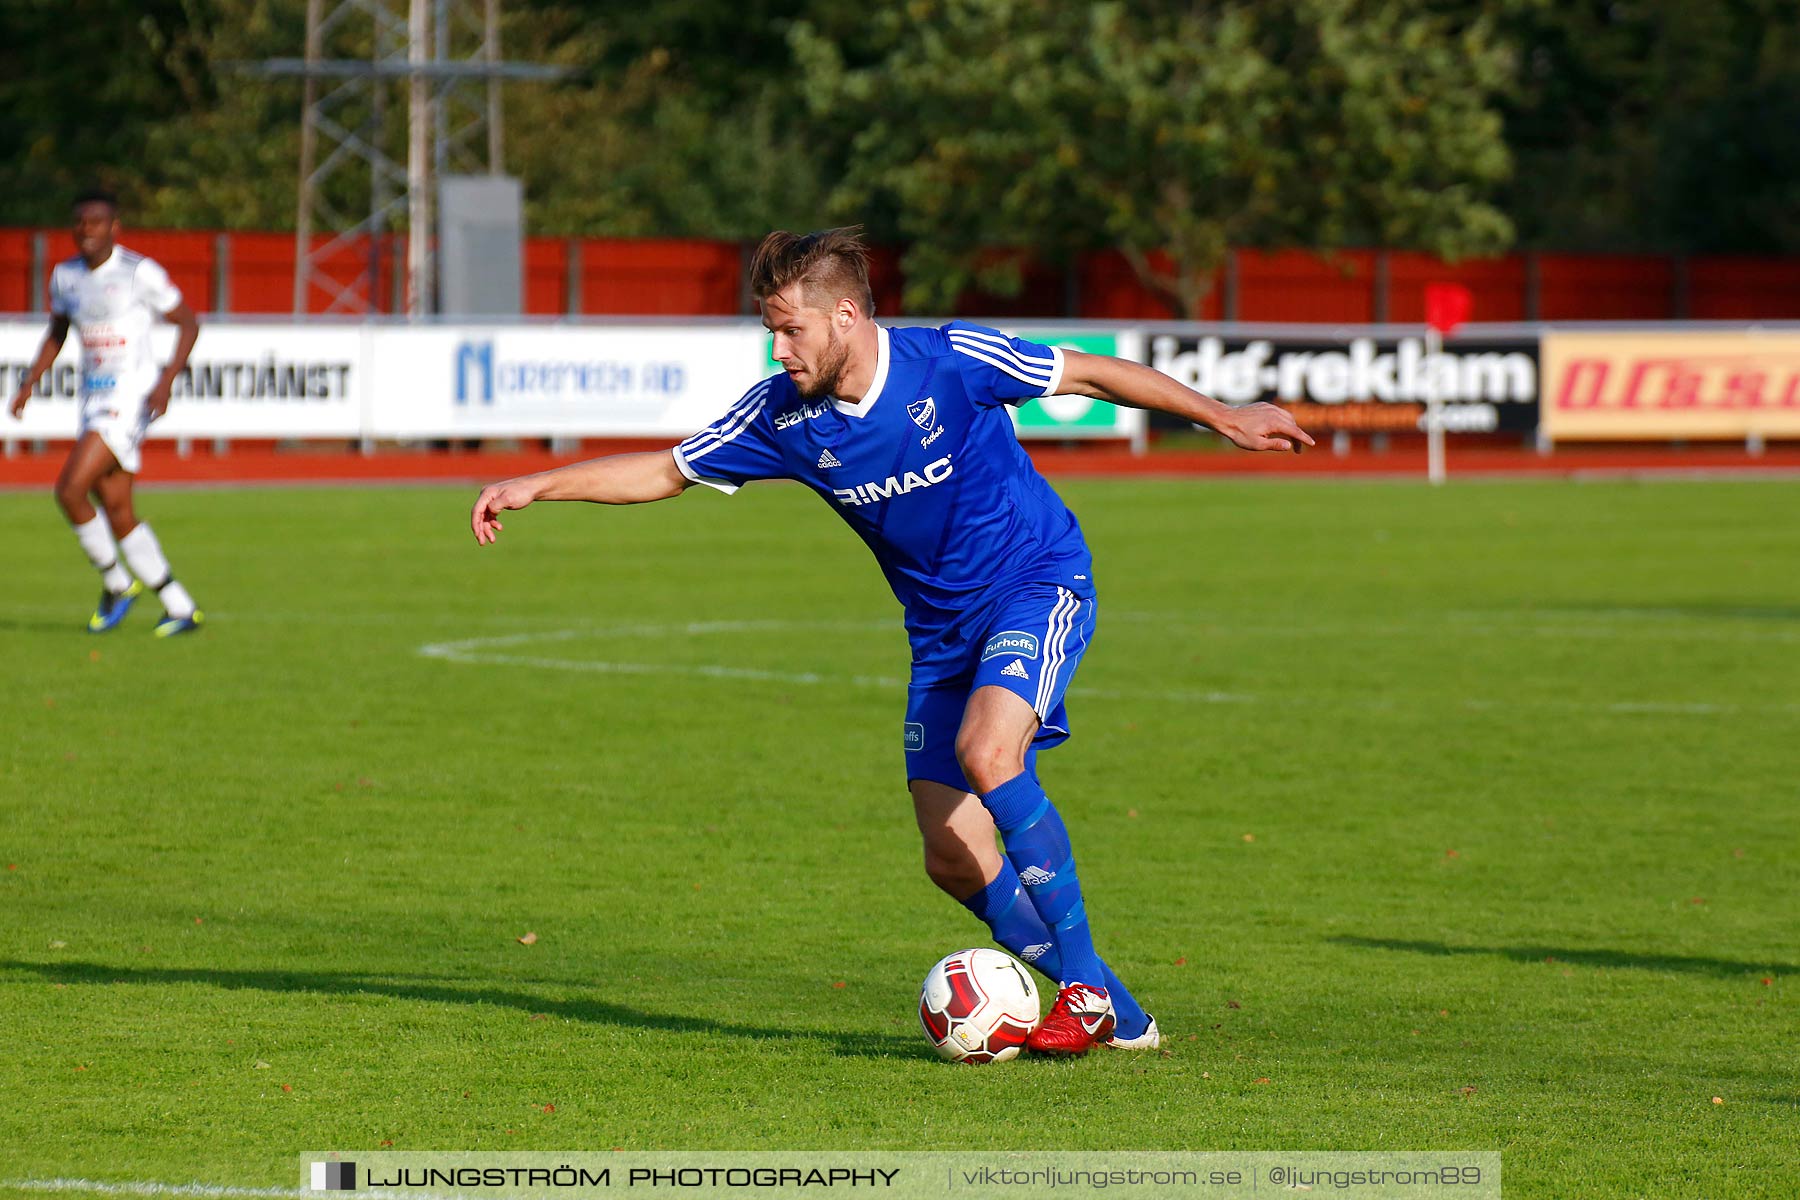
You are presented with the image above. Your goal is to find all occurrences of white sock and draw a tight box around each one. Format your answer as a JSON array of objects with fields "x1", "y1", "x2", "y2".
[
  {"x1": 72, "y1": 515, "x2": 134, "y2": 594},
  {"x1": 118, "y1": 523, "x2": 197, "y2": 619}
]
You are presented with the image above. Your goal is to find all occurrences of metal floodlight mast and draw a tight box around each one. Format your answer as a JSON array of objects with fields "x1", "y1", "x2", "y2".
[{"x1": 249, "y1": 0, "x2": 563, "y2": 317}]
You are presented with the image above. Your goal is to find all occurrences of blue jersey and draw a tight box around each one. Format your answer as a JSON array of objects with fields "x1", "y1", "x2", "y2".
[{"x1": 673, "y1": 322, "x2": 1095, "y2": 668}]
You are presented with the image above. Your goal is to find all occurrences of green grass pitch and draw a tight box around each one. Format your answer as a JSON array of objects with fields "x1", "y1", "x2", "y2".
[{"x1": 1, "y1": 476, "x2": 1795, "y2": 1198}]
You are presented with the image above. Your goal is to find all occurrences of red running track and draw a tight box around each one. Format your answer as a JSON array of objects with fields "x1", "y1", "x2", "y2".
[{"x1": 3, "y1": 440, "x2": 1799, "y2": 488}]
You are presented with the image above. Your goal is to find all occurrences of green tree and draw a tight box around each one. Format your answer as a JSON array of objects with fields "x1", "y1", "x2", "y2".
[
  {"x1": 792, "y1": 0, "x2": 1516, "y2": 316},
  {"x1": 502, "y1": 5, "x2": 832, "y2": 239},
  {"x1": 1491, "y1": 0, "x2": 1800, "y2": 253},
  {"x1": 0, "y1": 0, "x2": 219, "y2": 223}
]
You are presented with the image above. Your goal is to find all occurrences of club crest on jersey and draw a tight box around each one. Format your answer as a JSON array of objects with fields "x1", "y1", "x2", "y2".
[
  {"x1": 907, "y1": 396, "x2": 937, "y2": 430},
  {"x1": 981, "y1": 630, "x2": 1039, "y2": 662}
]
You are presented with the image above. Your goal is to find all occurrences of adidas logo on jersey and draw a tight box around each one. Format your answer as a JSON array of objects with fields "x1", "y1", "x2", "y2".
[
  {"x1": 1019, "y1": 866, "x2": 1055, "y2": 886},
  {"x1": 816, "y1": 448, "x2": 842, "y2": 469},
  {"x1": 1000, "y1": 658, "x2": 1030, "y2": 680}
]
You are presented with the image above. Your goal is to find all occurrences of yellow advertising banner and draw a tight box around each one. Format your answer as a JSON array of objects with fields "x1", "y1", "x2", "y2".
[{"x1": 1541, "y1": 331, "x2": 1800, "y2": 440}]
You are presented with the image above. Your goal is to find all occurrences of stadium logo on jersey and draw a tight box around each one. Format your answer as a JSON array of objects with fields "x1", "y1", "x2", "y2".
[
  {"x1": 907, "y1": 396, "x2": 937, "y2": 429},
  {"x1": 816, "y1": 448, "x2": 842, "y2": 469},
  {"x1": 454, "y1": 340, "x2": 495, "y2": 405},
  {"x1": 903, "y1": 722, "x2": 925, "y2": 751},
  {"x1": 775, "y1": 400, "x2": 829, "y2": 430},
  {"x1": 833, "y1": 454, "x2": 954, "y2": 507},
  {"x1": 981, "y1": 630, "x2": 1039, "y2": 662}
]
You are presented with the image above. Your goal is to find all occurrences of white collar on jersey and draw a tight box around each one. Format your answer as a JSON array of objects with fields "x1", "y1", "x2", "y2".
[
  {"x1": 75, "y1": 247, "x2": 121, "y2": 274},
  {"x1": 829, "y1": 323, "x2": 890, "y2": 418}
]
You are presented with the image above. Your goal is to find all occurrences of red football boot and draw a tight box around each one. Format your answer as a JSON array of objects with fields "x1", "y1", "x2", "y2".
[{"x1": 1026, "y1": 983, "x2": 1117, "y2": 1057}]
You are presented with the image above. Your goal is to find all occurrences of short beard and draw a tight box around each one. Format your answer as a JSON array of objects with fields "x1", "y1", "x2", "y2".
[{"x1": 794, "y1": 327, "x2": 849, "y2": 399}]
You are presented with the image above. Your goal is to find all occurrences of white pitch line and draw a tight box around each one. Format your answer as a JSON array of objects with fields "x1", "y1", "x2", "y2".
[{"x1": 417, "y1": 626, "x2": 1796, "y2": 716}]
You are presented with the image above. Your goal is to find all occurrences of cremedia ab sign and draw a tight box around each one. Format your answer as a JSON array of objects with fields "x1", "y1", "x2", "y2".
[
  {"x1": 1141, "y1": 331, "x2": 1541, "y2": 434},
  {"x1": 362, "y1": 324, "x2": 771, "y2": 438},
  {"x1": 452, "y1": 336, "x2": 688, "y2": 408}
]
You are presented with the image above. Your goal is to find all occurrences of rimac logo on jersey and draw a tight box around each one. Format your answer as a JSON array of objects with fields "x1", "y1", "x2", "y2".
[
  {"x1": 907, "y1": 396, "x2": 937, "y2": 429},
  {"x1": 981, "y1": 630, "x2": 1039, "y2": 661},
  {"x1": 833, "y1": 454, "x2": 953, "y2": 507}
]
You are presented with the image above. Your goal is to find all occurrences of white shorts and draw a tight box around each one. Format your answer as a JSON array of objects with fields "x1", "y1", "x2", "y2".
[{"x1": 77, "y1": 392, "x2": 153, "y2": 474}]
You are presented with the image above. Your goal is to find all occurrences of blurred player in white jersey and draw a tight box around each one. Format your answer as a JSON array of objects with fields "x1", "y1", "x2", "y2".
[{"x1": 7, "y1": 189, "x2": 204, "y2": 636}]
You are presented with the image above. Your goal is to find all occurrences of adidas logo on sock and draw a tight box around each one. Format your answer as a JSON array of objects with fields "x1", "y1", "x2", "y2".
[
  {"x1": 1020, "y1": 942, "x2": 1052, "y2": 962},
  {"x1": 1019, "y1": 866, "x2": 1055, "y2": 886},
  {"x1": 1000, "y1": 658, "x2": 1030, "y2": 679},
  {"x1": 816, "y1": 448, "x2": 842, "y2": 469}
]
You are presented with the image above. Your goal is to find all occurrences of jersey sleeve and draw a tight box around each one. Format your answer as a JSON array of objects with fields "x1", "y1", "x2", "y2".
[
  {"x1": 134, "y1": 257, "x2": 184, "y2": 314},
  {"x1": 671, "y1": 378, "x2": 788, "y2": 494},
  {"x1": 943, "y1": 321, "x2": 1066, "y2": 408},
  {"x1": 48, "y1": 265, "x2": 71, "y2": 316}
]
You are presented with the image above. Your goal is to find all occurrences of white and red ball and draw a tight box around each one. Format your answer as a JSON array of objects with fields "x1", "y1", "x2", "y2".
[{"x1": 918, "y1": 948, "x2": 1040, "y2": 1063}]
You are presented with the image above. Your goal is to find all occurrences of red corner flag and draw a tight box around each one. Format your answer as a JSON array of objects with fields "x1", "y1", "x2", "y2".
[{"x1": 1424, "y1": 283, "x2": 1473, "y2": 333}]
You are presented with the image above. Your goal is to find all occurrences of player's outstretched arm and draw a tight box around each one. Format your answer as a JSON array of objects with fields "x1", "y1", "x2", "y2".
[
  {"x1": 471, "y1": 449, "x2": 692, "y2": 545},
  {"x1": 7, "y1": 315, "x2": 69, "y2": 419},
  {"x1": 1057, "y1": 349, "x2": 1316, "y2": 454}
]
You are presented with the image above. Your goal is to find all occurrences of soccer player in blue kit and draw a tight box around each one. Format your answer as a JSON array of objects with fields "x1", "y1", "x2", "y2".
[{"x1": 471, "y1": 229, "x2": 1313, "y2": 1056}]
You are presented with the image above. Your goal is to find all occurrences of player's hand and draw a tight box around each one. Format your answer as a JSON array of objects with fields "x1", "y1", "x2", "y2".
[
  {"x1": 1217, "y1": 402, "x2": 1316, "y2": 454},
  {"x1": 6, "y1": 387, "x2": 27, "y2": 419},
  {"x1": 145, "y1": 379, "x2": 173, "y2": 422},
  {"x1": 471, "y1": 478, "x2": 538, "y2": 545}
]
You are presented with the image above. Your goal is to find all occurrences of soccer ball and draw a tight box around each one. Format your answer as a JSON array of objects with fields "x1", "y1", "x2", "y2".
[{"x1": 918, "y1": 947, "x2": 1040, "y2": 1063}]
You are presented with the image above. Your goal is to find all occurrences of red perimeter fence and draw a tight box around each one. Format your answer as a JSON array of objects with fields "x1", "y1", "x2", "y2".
[{"x1": 3, "y1": 228, "x2": 1798, "y2": 322}]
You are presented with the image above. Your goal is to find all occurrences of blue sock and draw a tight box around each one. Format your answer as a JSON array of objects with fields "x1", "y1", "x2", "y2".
[
  {"x1": 960, "y1": 864, "x2": 1063, "y2": 980},
  {"x1": 981, "y1": 773, "x2": 1148, "y2": 1023},
  {"x1": 959, "y1": 861, "x2": 1152, "y2": 1040}
]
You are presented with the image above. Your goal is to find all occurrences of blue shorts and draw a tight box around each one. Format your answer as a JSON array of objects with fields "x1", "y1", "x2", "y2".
[{"x1": 903, "y1": 583, "x2": 1097, "y2": 792}]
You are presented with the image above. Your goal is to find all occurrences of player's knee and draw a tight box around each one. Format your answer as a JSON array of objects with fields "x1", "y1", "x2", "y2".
[
  {"x1": 955, "y1": 732, "x2": 1024, "y2": 796},
  {"x1": 52, "y1": 477, "x2": 86, "y2": 516}
]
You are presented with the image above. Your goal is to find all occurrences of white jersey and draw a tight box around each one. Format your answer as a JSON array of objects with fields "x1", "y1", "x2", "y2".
[{"x1": 50, "y1": 246, "x2": 184, "y2": 406}]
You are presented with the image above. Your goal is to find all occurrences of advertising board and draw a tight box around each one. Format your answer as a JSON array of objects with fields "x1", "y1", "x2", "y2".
[
  {"x1": 1139, "y1": 331, "x2": 1540, "y2": 434},
  {"x1": 1540, "y1": 331, "x2": 1800, "y2": 440},
  {"x1": 367, "y1": 325, "x2": 769, "y2": 438},
  {"x1": 2, "y1": 321, "x2": 365, "y2": 439}
]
